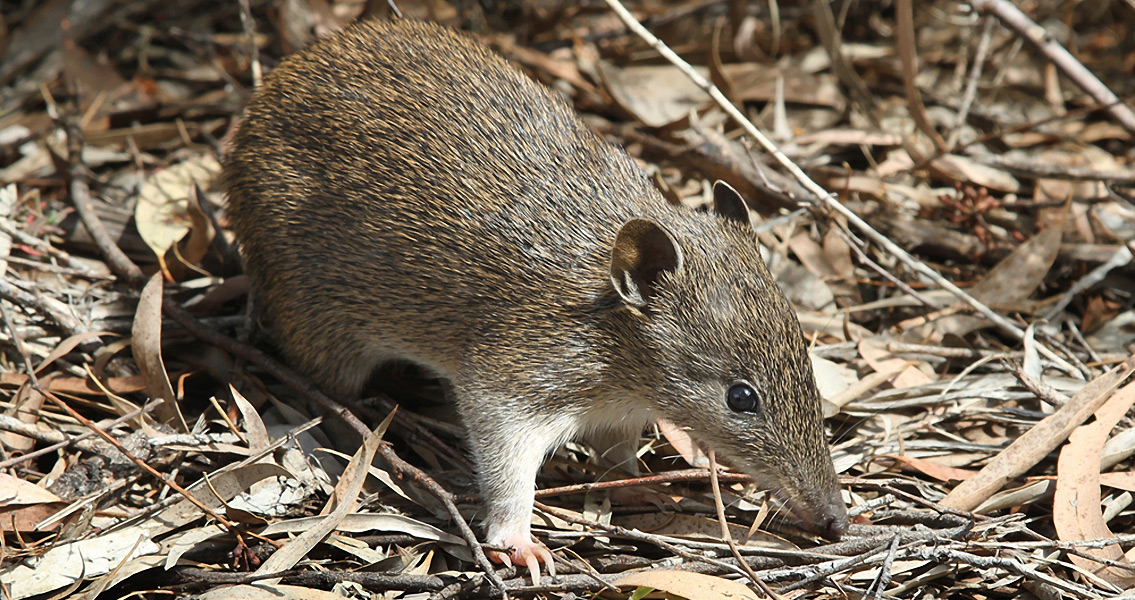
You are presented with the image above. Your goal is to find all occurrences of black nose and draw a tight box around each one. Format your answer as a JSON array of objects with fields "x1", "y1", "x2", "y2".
[{"x1": 816, "y1": 512, "x2": 847, "y2": 541}]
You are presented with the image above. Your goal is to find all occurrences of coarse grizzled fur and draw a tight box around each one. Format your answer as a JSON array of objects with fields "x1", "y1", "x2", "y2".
[{"x1": 224, "y1": 18, "x2": 846, "y2": 565}]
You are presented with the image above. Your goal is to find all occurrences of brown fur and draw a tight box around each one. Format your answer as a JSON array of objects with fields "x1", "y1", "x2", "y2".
[{"x1": 224, "y1": 19, "x2": 846, "y2": 552}]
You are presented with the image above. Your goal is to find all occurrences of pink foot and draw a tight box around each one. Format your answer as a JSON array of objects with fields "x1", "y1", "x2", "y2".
[{"x1": 487, "y1": 533, "x2": 555, "y2": 585}]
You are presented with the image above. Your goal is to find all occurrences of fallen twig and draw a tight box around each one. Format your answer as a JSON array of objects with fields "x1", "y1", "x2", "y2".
[
  {"x1": 57, "y1": 112, "x2": 144, "y2": 287},
  {"x1": 536, "y1": 467, "x2": 751, "y2": 498},
  {"x1": 0, "y1": 301, "x2": 240, "y2": 536},
  {"x1": 967, "y1": 0, "x2": 1135, "y2": 135},
  {"x1": 948, "y1": 15, "x2": 996, "y2": 148},
  {"x1": 708, "y1": 450, "x2": 782, "y2": 599},
  {"x1": 895, "y1": 0, "x2": 946, "y2": 151}
]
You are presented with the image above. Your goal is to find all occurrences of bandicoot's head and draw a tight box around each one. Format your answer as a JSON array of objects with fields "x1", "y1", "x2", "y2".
[{"x1": 607, "y1": 183, "x2": 847, "y2": 540}]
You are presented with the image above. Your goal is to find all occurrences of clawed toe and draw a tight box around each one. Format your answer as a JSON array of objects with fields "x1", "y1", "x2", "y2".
[{"x1": 487, "y1": 537, "x2": 555, "y2": 585}]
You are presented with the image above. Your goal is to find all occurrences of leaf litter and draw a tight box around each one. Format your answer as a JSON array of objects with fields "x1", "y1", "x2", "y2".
[{"x1": 0, "y1": 0, "x2": 1134, "y2": 598}]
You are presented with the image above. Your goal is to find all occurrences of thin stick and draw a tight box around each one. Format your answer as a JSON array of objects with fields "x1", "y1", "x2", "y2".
[
  {"x1": 0, "y1": 221, "x2": 97, "y2": 274},
  {"x1": 534, "y1": 501, "x2": 754, "y2": 579},
  {"x1": 0, "y1": 401, "x2": 160, "y2": 469},
  {"x1": 0, "y1": 278, "x2": 86, "y2": 340},
  {"x1": 536, "y1": 468, "x2": 751, "y2": 498},
  {"x1": 948, "y1": 16, "x2": 996, "y2": 148},
  {"x1": 58, "y1": 114, "x2": 145, "y2": 286},
  {"x1": 835, "y1": 228, "x2": 943, "y2": 310},
  {"x1": 1041, "y1": 243, "x2": 1134, "y2": 322},
  {"x1": 967, "y1": 0, "x2": 1135, "y2": 134},
  {"x1": 895, "y1": 0, "x2": 946, "y2": 151},
  {"x1": 707, "y1": 451, "x2": 782, "y2": 599},
  {"x1": 867, "y1": 534, "x2": 900, "y2": 600},
  {"x1": 940, "y1": 354, "x2": 1135, "y2": 511},
  {"x1": 237, "y1": 0, "x2": 262, "y2": 88}
]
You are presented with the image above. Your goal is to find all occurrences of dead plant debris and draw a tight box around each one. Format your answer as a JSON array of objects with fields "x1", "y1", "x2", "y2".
[{"x1": 1, "y1": 0, "x2": 1134, "y2": 598}]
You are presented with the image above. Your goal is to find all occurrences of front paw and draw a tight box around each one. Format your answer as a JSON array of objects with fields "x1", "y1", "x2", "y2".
[{"x1": 487, "y1": 531, "x2": 556, "y2": 585}]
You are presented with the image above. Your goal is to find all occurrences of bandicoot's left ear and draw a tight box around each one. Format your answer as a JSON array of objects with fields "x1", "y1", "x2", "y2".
[{"x1": 712, "y1": 180, "x2": 750, "y2": 227}]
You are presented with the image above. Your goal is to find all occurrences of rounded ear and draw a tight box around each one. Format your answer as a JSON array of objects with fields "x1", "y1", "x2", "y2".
[
  {"x1": 610, "y1": 218, "x2": 684, "y2": 308},
  {"x1": 712, "y1": 180, "x2": 751, "y2": 227}
]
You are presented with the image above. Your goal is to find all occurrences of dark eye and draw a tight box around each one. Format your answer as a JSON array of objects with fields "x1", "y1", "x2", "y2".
[{"x1": 726, "y1": 382, "x2": 760, "y2": 413}]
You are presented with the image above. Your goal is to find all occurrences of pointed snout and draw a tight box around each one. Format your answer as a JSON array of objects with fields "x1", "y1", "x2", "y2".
[{"x1": 800, "y1": 493, "x2": 848, "y2": 541}]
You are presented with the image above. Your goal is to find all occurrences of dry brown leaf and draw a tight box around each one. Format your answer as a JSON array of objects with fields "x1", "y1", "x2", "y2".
[
  {"x1": 822, "y1": 226, "x2": 862, "y2": 306},
  {"x1": 613, "y1": 569, "x2": 760, "y2": 600},
  {"x1": 1099, "y1": 472, "x2": 1135, "y2": 493},
  {"x1": 261, "y1": 513, "x2": 465, "y2": 545},
  {"x1": 776, "y1": 263, "x2": 836, "y2": 312},
  {"x1": 316, "y1": 447, "x2": 413, "y2": 502},
  {"x1": 708, "y1": 24, "x2": 740, "y2": 111},
  {"x1": 825, "y1": 364, "x2": 901, "y2": 414},
  {"x1": 130, "y1": 273, "x2": 181, "y2": 428},
  {"x1": 33, "y1": 331, "x2": 112, "y2": 374},
  {"x1": 0, "y1": 472, "x2": 62, "y2": 505},
  {"x1": 599, "y1": 61, "x2": 842, "y2": 130},
  {"x1": 724, "y1": 64, "x2": 843, "y2": 108},
  {"x1": 797, "y1": 312, "x2": 873, "y2": 342},
  {"x1": 1082, "y1": 294, "x2": 1123, "y2": 335},
  {"x1": 930, "y1": 154, "x2": 1021, "y2": 192},
  {"x1": 975, "y1": 479, "x2": 1055, "y2": 514},
  {"x1": 500, "y1": 40, "x2": 594, "y2": 94},
  {"x1": 62, "y1": 37, "x2": 154, "y2": 122},
  {"x1": 969, "y1": 221, "x2": 1065, "y2": 310},
  {"x1": 1033, "y1": 145, "x2": 1117, "y2": 208},
  {"x1": 658, "y1": 419, "x2": 709, "y2": 469},
  {"x1": 143, "y1": 463, "x2": 290, "y2": 540},
  {"x1": 793, "y1": 128, "x2": 903, "y2": 147},
  {"x1": 874, "y1": 454, "x2": 977, "y2": 483},
  {"x1": 858, "y1": 338, "x2": 934, "y2": 389},
  {"x1": 942, "y1": 355, "x2": 1135, "y2": 512},
  {"x1": 254, "y1": 410, "x2": 392, "y2": 580},
  {"x1": 164, "y1": 184, "x2": 216, "y2": 281},
  {"x1": 0, "y1": 474, "x2": 65, "y2": 532},
  {"x1": 0, "y1": 383, "x2": 43, "y2": 453},
  {"x1": 787, "y1": 230, "x2": 831, "y2": 281},
  {"x1": 0, "y1": 373, "x2": 146, "y2": 395},
  {"x1": 599, "y1": 63, "x2": 708, "y2": 128},
  {"x1": 812, "y1": 355, "x2": 860, "y2": 415},
  {"x1": 1053, "y1": 379, "x2": 1135, "y2": 587},
  {"x1": 230, "y1": 385, "x2": 269, "y2": 454},
  {"x1": 83, "y1": 121, "x2": 205, "y2": 148},
  {"x1": 0, "y1": 458, "x2": 285, "y2": 599},
  {"x1": 0, "y1": 501, "x2": 67, "y2": 532},
  {"x1": 134, "y1": 154, "x2": 221, "y2": 267},
  {"x1": 0, "y1": 527, "x2": 159, "y2": 599},
  {"x1": 811, "y1": 168, "x2": 890, "y2": 199},
  {"x1": 1077, "y1": 121, "x2": 1134, "y2": 143}
]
